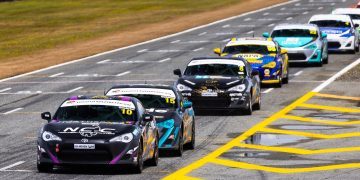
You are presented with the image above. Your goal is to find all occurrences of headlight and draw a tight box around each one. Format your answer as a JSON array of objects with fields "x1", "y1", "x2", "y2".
[
  {"x1": 228, "y1": 84, "x2": 246, "y2": 92},
  {"x1": 109, "y1": 133, "x2": 133, "y2": 143},
  {"x1": 177, "y1": 83, "x2": 192, "y2": 92},
  {"x1": 262, "y1": 61, "x2": 277, "y2": 68},
  {"x1": 42, "y1": 131, "x2": 62, "y2": 142}
]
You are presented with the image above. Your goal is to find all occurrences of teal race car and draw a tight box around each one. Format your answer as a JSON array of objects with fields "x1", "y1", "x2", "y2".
[{"x1": 263, "y1": 24, "x2": 328, "y2": 66}]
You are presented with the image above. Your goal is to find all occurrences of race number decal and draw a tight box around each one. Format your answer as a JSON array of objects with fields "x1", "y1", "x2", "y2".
[
  {"x1": 267, "y1": 46, "x2": 276, "y2": 52},
  {"x1": 165, "y1": 98, "x2": 176, "y2": 104},
  {"x1": 239, "y1": 66, "x2": 244, "y2": 72},
  {"x1": 121, "y1": 109, "x2": 133, "y2": 115},
  {"x1": 309, "y1": 29, "x2": 317, "y2": 35}
]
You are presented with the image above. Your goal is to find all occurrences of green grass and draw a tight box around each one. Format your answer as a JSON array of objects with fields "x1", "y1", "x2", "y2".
[{"x1": 0, "y1": 0, "x2": 241, "y2": 61}]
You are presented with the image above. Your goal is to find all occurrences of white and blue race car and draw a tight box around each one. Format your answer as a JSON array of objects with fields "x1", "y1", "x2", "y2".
[
  {"x1": 332, "y1": 8, "x2": 360, "y2": 38},
  {"x1": 309, "y1": 14, "x2": 359, "y2": 53}
]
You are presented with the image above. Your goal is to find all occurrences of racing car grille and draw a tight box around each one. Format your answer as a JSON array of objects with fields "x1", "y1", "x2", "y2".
[
  {"x1": 328, "y1": 42, "x2": 341, "y2": 49},
  {"x1": 58, "y1": 150, "x2": 112, "y2": 162},
  {"x1": 287, "y1": 53, "x2": 307, "y2": 61}
]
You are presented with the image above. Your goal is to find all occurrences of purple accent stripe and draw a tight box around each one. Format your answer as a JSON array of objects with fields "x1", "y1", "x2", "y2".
[
  {"x1": 48, "y1": 151, "x2": 60, "y2": 164},
  {"x1": 121, "y1": 96, "x2": 131, "y2": 102},
  {"x1": 70, "y1": 96, "x2": 78, "y2": 100},
  {"x1": 109, "y1": 148, "x2": 127, "y2": 165}
]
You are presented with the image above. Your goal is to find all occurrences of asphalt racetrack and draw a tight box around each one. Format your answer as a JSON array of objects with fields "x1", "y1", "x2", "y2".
[{"x1": 0, "y1": 0, "x2": 360, "y2": 179}]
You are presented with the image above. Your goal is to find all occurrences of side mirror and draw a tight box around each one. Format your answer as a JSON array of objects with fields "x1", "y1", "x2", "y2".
[
  {"x1": 213, "y1": 48, "x2": 221, "y2": 55},
  {"x1": 280, "y1": 49, "x2": 288, "y2": 54},
  {"x1": 183, "y1": 101, "x2": 193, "y2": 109},
  {"x1": 355, "y1": 24, "x2": 359, "y2": 28},
  {"x1": 262, "y1": 32, "x2": 270, "y2": 38},
  {"x1": 41, "y1": 112, "x2": 51, "y2": 122},
  {"x1": 173, "y1": 69, "x2": 182, "y2": 77},
  {"x1": 251, "y1": 70, "x2": 259, "y2": 77},
  {"x1": 143, "y1": 114, "x2": 154, "y2": 122},
  {"x1": 321, "y1": 32, "x2": 327, "y2": 38}
]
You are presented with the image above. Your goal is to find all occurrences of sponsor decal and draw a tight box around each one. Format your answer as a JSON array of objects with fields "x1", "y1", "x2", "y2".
[
  {"x1": 107, "y1": 88, "x2": 176, "y2": 98},
  {"x1": 59, "y1": 125, "x2": 116, "y2": 137},
  {"x1": 264, "y1": 69, "x2": 270, "y2": 77},
  {"x1": 61, "y1": 99, "x2": 135, "y2": 110}
]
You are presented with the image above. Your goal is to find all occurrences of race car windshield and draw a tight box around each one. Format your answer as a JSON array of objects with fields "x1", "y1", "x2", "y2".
[
  {"x1": 310, "y1": 20, "x2": 351, "y2": 28},
  {"x1": 349, "y1": 14, "x2": 360, "y2": 20},
  {"x1": 184, "y1": 64, "x2": 246, "y2": 77},
  {"x1": 122, "y1": 94, "x2": 177, "y2": 109},
  {"x1": 271, "y1": 29, "x2": 318, "y2": 38},
  {"x1": 222, "y1": 45, "x2": 275, "y2": 54},
  {"x1": 55, "y1": 105, "x2": 137, "y2": 122}
]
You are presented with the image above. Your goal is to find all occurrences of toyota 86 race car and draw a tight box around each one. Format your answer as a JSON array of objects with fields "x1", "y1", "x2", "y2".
[
  {"x1": 37, "y1": 96, "x2": 159, "y2": 173},
  {"x1": 263, "y1": 24, "x2": 329, "y2": 66},
  {"x1": 105, "y1": 84, "x2": 195, "y2": 156},
  {"x1": 332, "y1": 8, "x2": 360, "y2": 36},
  {"x1": 213, "y1": 37, "x2": 289, "y2": 87},
  {"x1": 173, "y1": 57, "x2": 261, "y2": 115},
  {"x1": 309, "y1": 14, "x2": 359, "y2": 53}
]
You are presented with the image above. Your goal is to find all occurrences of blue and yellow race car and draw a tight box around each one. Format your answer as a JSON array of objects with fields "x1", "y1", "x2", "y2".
[{"x1": 214, "y1": 37, "x2": 289, "y2": 87}]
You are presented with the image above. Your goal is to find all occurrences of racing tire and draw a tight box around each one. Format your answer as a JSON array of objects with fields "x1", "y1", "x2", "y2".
[
  {"x1": 253, "y1": 95, "x2": 261, "y2": 111},
  {"x1": 275, "y1": 76, "x2": 282, "y2": 88},
  {"x1": 133, "y1": 140, "x2": 144, "y2": 174},
  {"x1": 174, "y1": 127, "x2": 184, "y2": 156},
  {"x1": 146, "y1": 135, "x2": 159, "y2": 166},
  {"x1": 185, "y1": 119, "x2": 195, "y2": 150},
  {"x1": 282, "y1": 68, "x2": 289, "y2": 84},
  {"x1": 37, "y1": 162, "x2": 53, "y2": 173},
  {"x1": 356, "y1": 43, "x2": 359, "y2": 52},
  {"x1": 322, "y1": 49, "x2": 328, "y2": 64},
  {"x1": 243, "y1": 96, "x2": 253, "y2": 115}
]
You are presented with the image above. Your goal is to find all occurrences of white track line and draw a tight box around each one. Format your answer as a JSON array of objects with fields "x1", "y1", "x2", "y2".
[
  {"x1": 294, "y1": 71, "x2": 303, "y2": 76},
  {"x1": 313, "y1": 58, "x2": 360, "y2": 92},
  {"x1": 0, "y1": 0, "x2": 300, "y2": 83},
  {"x1": 302, "y1": 11, "x2": 309, "y2": 15},
  {"x1": 244, "y1": 18, "x2": 252, "y2": 21},
  {"x1": 268, "y1": 23, "x2": 275, "y2": 27},
  {"x1": 193, "y1": 47, "x2": 204, "y2": 52},
  {"x1": 286, "y1": 17, "x2": 293, "y2": 20},
  {"x1": 97, "y1": 59, "x2": 111, "y2": 64},
  {"x1": 0, "y1": 88, "x2": 11, "y2": 93},
  {"x1": 262, "y1": 88, "x2": 274, "y2": 94},
  {"x1": 158, "y1": 58, "x2": 172, "y2": 63},
  {"x1": 116, "y1": 71, "x2": 131, "y2": 77},
  {"x1": 66, "y1": 87, "x2": 83, "y2": 93},
  {"x1": 198, "y1": 32, "x2": 207, "y2": 36},
  {"x1": 137, "y1": 49, "x2": 148, "y2": 53},
  {"x1": 0, "y1": 161, "x2": 25, "y2": 171},
  {"x1": 49, "y1": 72, "x2": 64, "y2": 78},
  {"x1": 246, "y1": 31, "x2": 254, "y2": 34},
  {"x1": 171, "y1": 40, "x2": 180, "y2": 43},
  {"x1": 222, "y1": 24, "x2": 230, "y2": 28},
  {"x1": 318, "y1": 7, "x2": 323, "y2": 10},
  {"x1": 2, "y1": 108, "x2": 23, "y2": 115},
  {"x1": 263, "y1": 12, "x2": 269, "y2": 16}
]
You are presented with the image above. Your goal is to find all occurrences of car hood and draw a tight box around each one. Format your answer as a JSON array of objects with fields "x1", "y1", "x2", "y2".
[
  {"x1": 178, "y1": 76, "x2": 245, "y2": 89},
  {"x1": 44, "y1": 121, "x2": 136, "y2": 139},
  {"x1": 274, "y1": 37, "x2": 315, "y2": 48}
]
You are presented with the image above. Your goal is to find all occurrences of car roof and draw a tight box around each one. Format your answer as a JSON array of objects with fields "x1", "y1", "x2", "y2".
[
  {"x1": 273, "y1": 23, "x2": 319, "y2": 30},
  {"x1": 225, "y1": 37, "x2": 276, "y2": 46},
  {"x1": 332, "y1": 8, "x2": 360, "y2": 15},
  {"x1": 309, "y1": 14, "x2": 352, "y2": 22},
  {"x1": 65, "y1": 95, "x2": 135, "y2": 102}
]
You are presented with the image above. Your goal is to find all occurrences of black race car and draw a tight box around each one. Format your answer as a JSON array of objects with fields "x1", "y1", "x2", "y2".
[
  {"x1": 106, "y1": 84, "x2": 195, "y2": 156},
  {"x1": 37, "y1": 96, "x2": 159, "y2": 173},
  {"x1": 173, "y1": 57, "x2": 261, "y2": 115}
]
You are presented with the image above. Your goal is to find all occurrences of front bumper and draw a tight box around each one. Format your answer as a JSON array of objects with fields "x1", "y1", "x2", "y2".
[
  {"x1": 37, "y1": 140, "x2": 139, "y2": 165},
  {"x1": 181, "y1": 91, "x2": 250, "y2": 110},
  {"x1": 252, "y1": 66, "x2": 282, "y2": 84},
  {"x1": 285, "y1": 47, "x2": 322, "y2": 63},
  {"x1": 327, "y1": 36, "x2": 355, "y2": 51}
]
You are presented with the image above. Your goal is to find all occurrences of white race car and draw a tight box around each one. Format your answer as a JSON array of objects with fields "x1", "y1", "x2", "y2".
[
  {"x1": 309, "y1": 14, "x2": 359, "y2": 53},
  {"x1": 332, "y1": 8, "x2": 360, "y2": 39}
]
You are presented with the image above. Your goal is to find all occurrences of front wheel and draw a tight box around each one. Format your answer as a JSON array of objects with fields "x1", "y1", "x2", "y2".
[
  {"x1": 146, "y1": 135, "x2": 159, "y2": 166},
  {"x1": 175, "y1": 128, "x2": 184, "y2": 156},
  {"x1": 185, "y1": 119, "x2": 195, "y2": 150},
  {"x1": 243, "y1": 95, "x2": 253, "y2": 115},
  {"x1": 133, "y1": 141, "x2": 144, "y2": 174},
  {"x1": 253, "y1": 95, "x2": 261, "y2": 111}
]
